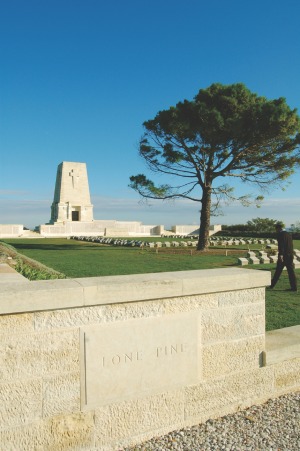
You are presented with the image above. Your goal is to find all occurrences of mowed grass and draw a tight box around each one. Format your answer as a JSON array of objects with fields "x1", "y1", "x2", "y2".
[
  {"x1": 3, "y1": 238, "x2": 300, "y2": 331},
  {"x1": 3, "y1": 238, "x2": 242, "y2": 277}
]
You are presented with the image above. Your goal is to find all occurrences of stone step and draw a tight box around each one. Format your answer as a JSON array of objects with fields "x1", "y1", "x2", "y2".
[
  {"x1": 21, "y1": 230, "x2": 42, "y2": 238},
  {"x1": 266, "y1": 325, "x2": 300, "y2": 365}
]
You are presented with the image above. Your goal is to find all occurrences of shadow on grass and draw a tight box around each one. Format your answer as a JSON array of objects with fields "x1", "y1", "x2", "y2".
[{"x1": 9, "y1": 243, "x2": 103, "y2": 251}]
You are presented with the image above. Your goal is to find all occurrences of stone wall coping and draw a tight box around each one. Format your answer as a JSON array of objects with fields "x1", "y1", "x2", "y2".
[{"x1": 0, "y1": 267, "x2": 271, "y2": 315}]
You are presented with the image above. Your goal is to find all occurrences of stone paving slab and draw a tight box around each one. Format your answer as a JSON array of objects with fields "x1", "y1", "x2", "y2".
[{"x1": 0, "y1": 263, "x2": 29, "y2": 283}]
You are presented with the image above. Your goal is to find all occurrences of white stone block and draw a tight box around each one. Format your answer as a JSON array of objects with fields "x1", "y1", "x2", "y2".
[
  {"x1": 0, "y1": 379, "x2": 42, "y2": 428},
  {"x1": 94, "y1": 391, "x2": 184, "y2": 449},
  {"x1": 80, "y1": 313, "x2": 200, "y2": 408},
  {"x1": 0, "y1": 329, "x2": 79, "y2": 381},
  {"x1": 274, "y1": 358, "x2": 300, "y2": 391},
  {"x1": 260, "y1": 256, "x2": 271, "y2": 264},
  {"x1": 43, "y1": 373, "x2": 80, "y2": 417},
  {"x1": 249, "y1": 257, "x2": 260, "y2": 264},
  {"x1": 202, "y1": 303, "x2": 265, "y2": 344},
  {"x1": 216, "y1": 288, "x2": 265, "y2": 307},
  {"x1": 202, "y1": 336, "x2": 265, "y2": 379},
  {"x1": 44, "y1": 412, "x2": 95, "y2": 450},
  {"x1": 184, "y1": 367, "x2": 274, "y2": 422},
  {"x1": 0, "y1": 422, "x2": 44, "y2": 450},
  {"x1": 0, "y1": 312, "x2": 33, "y2": 333}
]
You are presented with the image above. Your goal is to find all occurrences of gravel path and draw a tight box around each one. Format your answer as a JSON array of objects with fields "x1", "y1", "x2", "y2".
[{"x1": 123, "y1": 391, "x2": 300, "y2": 450}]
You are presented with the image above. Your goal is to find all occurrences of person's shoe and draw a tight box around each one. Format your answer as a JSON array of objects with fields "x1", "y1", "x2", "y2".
[{"x1": 286, "y1": 288, "x2": 298, "y2": 292}]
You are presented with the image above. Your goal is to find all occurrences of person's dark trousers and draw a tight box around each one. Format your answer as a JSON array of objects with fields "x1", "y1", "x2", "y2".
[{"x1": 271, "y1": 256, "x2": 297, "y2": 290}]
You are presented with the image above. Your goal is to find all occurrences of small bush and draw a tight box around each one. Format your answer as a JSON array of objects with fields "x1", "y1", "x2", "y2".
[
  {"x1": 14, "y1": 259, "x2": 66, "y2": 281},
  {"x1": 0, "y1": 241, "x2": 66, "y2": 281}
]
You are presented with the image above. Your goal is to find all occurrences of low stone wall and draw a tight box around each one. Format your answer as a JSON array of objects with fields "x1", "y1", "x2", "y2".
[
  {"x1": 171, "y1": 224, "x2": 222, "y2": 236},
  {"x1": 39, "y1": 221, "x2": 108, "y2": 237},
  {"x1": 0, "y1": 268, "x2": 299, "y2": 450},
  {"x1": 39, "y1": 221, "x2": 165, "y2": 237},
  {"x1": 0, "y1": 224, "x2": 24, "y2": 237}
]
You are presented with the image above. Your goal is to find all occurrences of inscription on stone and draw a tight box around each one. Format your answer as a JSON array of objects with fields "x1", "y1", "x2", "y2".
[{"x1": 80, "y1": 313, "x2": 200, "y2": 408}]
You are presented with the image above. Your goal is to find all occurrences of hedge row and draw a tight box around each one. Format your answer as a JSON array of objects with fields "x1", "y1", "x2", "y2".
[{"x1": 216, "y1": 230, "x2": 300, "y2": 240}]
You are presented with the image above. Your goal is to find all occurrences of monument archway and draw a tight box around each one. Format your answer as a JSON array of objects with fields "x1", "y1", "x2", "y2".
[{"x1": 72, "y1": 210, "x2": 80, "y2": 221}]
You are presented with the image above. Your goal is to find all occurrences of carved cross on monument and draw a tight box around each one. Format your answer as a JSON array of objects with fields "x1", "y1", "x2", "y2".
[{"x1": 69, "y1": 169, "x2": 80, "y2": 188}]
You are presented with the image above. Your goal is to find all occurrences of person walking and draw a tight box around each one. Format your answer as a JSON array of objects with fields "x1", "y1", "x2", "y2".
[{"x1": 270, "y1": 222, "x2": 297, "y2": 292}]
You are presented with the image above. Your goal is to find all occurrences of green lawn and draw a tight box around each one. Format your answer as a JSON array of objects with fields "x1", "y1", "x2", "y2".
[
  {"x1": 2, "y1": 238, "x2": 244, "y2": 277},
  {"x1": 2, "y1": 237, "x2": 299, "y2": 331}
]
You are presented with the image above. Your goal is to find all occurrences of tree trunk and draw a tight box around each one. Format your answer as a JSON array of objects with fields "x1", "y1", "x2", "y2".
[{"x1": 197, "y1": 186, "x2": 212, "y2": 251}]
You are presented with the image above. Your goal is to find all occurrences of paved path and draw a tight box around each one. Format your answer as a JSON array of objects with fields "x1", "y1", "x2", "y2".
[{"x1": 0, "y1": 263, "x2": 29, "y2": 283}]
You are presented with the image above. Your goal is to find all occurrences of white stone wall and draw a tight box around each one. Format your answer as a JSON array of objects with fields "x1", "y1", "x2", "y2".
[
  {"x1": 39, "y1": 220, "x2": 164, "y2": 237},
  {"x1": 0, "y1": 268, "x2": 299, "y2": 450},
  {"x1": 0, "y1": 224, "x2": 24, "y2": 237},
  {"x1": 171, "y1": 224, "x2": 222, "y2": 236}
]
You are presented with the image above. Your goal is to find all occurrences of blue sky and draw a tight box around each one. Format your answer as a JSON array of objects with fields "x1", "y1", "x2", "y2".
[{"x1": 1, "y1": 0, "x2": 300, "y2": 229}]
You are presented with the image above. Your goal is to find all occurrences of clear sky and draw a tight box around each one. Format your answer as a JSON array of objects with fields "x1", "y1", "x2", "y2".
[{"x1": 1, "y1": 0, "x2": 300, "y2": 229}]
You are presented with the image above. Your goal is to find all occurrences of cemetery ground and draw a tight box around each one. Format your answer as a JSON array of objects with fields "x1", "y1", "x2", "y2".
[{"x1": 1, "y1": 237, "x2": 299, "y2": 332}]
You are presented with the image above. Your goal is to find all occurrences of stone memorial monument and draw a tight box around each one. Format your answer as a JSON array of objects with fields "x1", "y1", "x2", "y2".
[{"x1": 49, "y1": 161, "x2": 94, "y2": 224}]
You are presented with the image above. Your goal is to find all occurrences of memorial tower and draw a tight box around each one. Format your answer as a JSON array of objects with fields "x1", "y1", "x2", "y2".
[{"x1": 50, "y1": 161, "x2": 94, "y2": 224}]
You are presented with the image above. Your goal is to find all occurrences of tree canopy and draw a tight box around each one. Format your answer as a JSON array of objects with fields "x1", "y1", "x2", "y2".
[
  {"x1": 130, "y1": 83, "x2": 300, "y2": 250},
  {"x1": 290, "y1": 221, "x2": 300, "y2": 232},
  {"x1": 246, "y1": 217, "x2": 283, "y2": 232}
]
